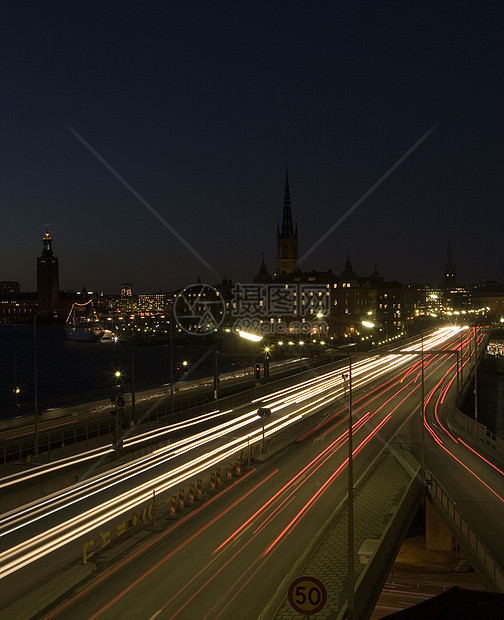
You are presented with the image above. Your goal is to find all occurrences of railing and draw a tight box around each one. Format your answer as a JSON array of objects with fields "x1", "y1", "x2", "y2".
[
  {"x1": 451, "y1": 406, "x2": 504, "y2": 457},
  {"x1": 0, "y1": 358, "x2": 346, "y2": 466},
  {"x1": 427, "y1": 472, "x2": 504, "y2": 592},
  {"x1": 337, "y1": 458, "x2": 424, "y2": 620}
]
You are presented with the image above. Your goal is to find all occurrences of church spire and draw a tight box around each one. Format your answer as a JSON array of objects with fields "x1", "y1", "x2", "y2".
[
  {"x1": 281, "y1": 170, "x2": 295, "y2": 236},
  {"x1": 276, "y1": 169, "x2": 299, "y2": 277}
]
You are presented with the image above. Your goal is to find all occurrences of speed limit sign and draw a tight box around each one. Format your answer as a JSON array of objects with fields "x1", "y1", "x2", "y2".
[{"x1": 288, "y1": 576, "x2": 327, "y2": 615}]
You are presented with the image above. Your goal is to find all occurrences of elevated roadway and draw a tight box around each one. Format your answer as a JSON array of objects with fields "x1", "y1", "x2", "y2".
[{"x1": 0, "y1": 327, "x2": 470, "y2": 619}]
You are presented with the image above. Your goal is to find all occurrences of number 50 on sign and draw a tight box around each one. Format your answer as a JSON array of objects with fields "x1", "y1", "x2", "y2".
[{"x1": 288, "y1": 576, "x2": 327, "y2": 615}]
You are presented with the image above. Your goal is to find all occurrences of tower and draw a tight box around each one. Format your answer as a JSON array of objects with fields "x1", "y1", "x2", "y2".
[
  {"x1": 37, "y1": 230, "x2": 60, "y2": 312},
  {"x1": 443, "y1": 241, "x2": 456, "y2": 288},
  {"x1": 276, "y1": 170, "x2": 299, "y2": 276}
]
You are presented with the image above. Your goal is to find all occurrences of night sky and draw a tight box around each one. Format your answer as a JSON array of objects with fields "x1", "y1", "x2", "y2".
[{"x1": 1, "y1": 1, "x2": 503, "y2": 294}]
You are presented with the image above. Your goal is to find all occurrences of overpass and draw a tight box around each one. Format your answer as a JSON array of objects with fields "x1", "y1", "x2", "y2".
[
  {"x1": 267, "y1": 326, "x2": 504, "y2": 618},
  {"x1": 1, "y1": 326, "x2": 502, "y2": 619}
]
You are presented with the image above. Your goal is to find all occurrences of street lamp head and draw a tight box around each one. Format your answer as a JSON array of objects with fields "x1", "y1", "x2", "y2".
[{"x1": 237, "y1": 330, "x2": 263, "y2": 342}]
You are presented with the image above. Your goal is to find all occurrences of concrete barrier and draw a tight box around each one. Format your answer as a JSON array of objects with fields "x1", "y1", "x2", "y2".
[{"x1": 1, "y1": 563, "x2": 97, "y2": 620}]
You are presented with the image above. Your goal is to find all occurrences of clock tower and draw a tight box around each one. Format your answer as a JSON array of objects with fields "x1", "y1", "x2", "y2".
[
  {"x1": 276, "y1": 171, "x2": 299, "y2": 276},
  {"x1": 37, "y1": 230, "x2": 60, "y2": 312}
]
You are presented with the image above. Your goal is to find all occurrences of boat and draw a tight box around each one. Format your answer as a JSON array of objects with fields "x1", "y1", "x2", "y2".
[{"x1": 65, "y1": 300, "x2": 105, "y2": 342}]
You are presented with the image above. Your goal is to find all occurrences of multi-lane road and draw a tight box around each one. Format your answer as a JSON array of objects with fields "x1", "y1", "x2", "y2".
[{"x1": 1, "y1": 326, "x2": 501, "y2": 619}]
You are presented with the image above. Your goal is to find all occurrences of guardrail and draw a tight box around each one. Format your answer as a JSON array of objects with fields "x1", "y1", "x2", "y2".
[
  {"x1": 0, "y1": 342, "x2": 400, "y2": 466},
  {"x1": 338, "y1": 457, "x2": 424, "y2": 620},
  {"x1": 0, "y1": 358, "x2": 344, "y2": 466},
  {"x1": 427, "y1": 472, "x2": 504, "y2": 592},
  {"x1": 451, "y1": 407, "x2": 504, "y2": 457}
]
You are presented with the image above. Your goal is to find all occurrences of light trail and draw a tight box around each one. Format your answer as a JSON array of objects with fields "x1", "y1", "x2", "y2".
[
  {"x1": 31, "y1": 327, "x2": 465, "y2": 619},
  {"x1": 0, "y1": 327, "x2": 462, "y2": 585}
]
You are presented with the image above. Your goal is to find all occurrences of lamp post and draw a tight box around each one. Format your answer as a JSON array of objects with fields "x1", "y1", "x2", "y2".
[
  {"x1": 130, "y1": 354, "x2": 136, "y2": 426},
  {"x1": 361, "y1": 320, "x2": 375, "y2": 350},
  {"x1": 474, "y1": 325, "x2": 478, "y2": 421},
  {"x1": 13, "y1": 354, "x2": 20, "y2": 407},
  {"x1": 460, "y1": 329, "x2": 464, "y2": 386},
  {"x1": 256, "y1": 407, "x2": 272, "y2": 453},
  {"x1": 33, "y1": 307, "x2": 66, "y2": 456},
  {"x1": 169, "y1": 301, "x2": 174, "y2": 418},
  {"x1": 336, "y1": 348, "x2": 355, "y2": 619},
  {"x1": 420, "y1": 331, "x2": 425, "y2": 477},
  {"x1": 237, "y1": 329, "x2": 264, "y2": 391},
  {"x1": 213, "y1": 350, "x2": 220, "y2": 400}
]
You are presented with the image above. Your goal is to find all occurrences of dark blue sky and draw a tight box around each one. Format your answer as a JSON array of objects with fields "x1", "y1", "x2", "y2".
[{"x1": 1, "y1": 1, "x2": 503, "y2": 293}]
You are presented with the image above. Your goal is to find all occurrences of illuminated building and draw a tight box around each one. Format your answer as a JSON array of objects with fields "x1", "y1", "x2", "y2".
[{"x1": 121, "y1": 283, "x2": 132, "y2": 296}]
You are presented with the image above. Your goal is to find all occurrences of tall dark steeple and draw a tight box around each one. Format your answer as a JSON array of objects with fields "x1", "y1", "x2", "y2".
[
  {"x1": 37, "y1": 230, "x2": 60, "y2": 312},
  {"x1": 281, "y1": 171, "x2": 294, "y2": 236},
  {"x1": 276, "y1": 170, "x2": 299, "y2": 276},
  {"x1": 253, "y1": 254, "x2": 273, "y2": 283},
  {"x1": 443, "y1": 240, "x2": 456, "y2": 288},
  {"x1": 340, "y1": 250, "x2": 357, "y2": 281}
]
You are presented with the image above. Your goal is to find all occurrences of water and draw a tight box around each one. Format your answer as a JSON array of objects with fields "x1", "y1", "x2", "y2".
[{"x1": 0, "y1": 325, "x2": 221, "y2": 420}]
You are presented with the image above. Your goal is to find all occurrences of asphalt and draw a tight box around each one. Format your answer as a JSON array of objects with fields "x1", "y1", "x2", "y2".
[
  {"x1": 265, "y1": 449, "x2": 423, "y2": 620},
  {"x1": 1, "y1": 345, "x2": 496, "y2": 620}
]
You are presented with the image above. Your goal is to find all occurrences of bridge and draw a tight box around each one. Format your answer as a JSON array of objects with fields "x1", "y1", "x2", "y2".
[{"x1": 0, "y1": 326, "x2": 502, "y2": 619}]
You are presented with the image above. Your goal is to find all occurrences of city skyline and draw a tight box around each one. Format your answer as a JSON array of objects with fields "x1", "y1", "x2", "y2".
[{"x1": 1, "y1": 2, "x2": 503, "y2": 292}]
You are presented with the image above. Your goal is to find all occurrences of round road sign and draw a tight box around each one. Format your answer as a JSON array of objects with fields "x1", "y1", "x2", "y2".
[{"x1": 288, "y1": 575, "x2": 327, "y2": 615}]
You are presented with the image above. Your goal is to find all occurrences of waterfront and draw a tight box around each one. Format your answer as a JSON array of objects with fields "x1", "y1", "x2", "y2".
[
  {"x1": 0, "y1": 325, "x2": 223, "y2": 421},
  {"x1": 3, "y1": 324, "x2": 504, "y2": 440}
]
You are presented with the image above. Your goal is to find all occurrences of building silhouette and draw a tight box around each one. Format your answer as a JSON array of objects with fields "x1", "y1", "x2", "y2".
[
  {"x1": 37, "y1": 230, "x2": 60, "y2": 312},
  {"x1": 276, "y1": 170, "x2": 299, "y2": 276},
  {"x1": 443, "y1": 240, "x2": 456, "y2": 288}
]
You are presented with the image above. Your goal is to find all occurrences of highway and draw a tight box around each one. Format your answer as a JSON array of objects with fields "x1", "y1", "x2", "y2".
[
  {"x1": 422, "y1": 329, "x2": 504, "y2": 579},
  {"x1": 0, "y1": 327, "x2": 469, "y2": 618},
  {"x1": 0, "y1": 355, "x2": 313, "y2": 464}
]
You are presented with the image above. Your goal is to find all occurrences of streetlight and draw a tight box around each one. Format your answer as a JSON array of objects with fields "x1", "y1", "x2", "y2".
[
  {"x1": 130, "y1": 354, "x2": 136, "y2": 426},
  {"x1": 264, "y1": 346, "x2": 271, "y2": 382},
  {"x1": 256, "y1": 407, "x2": 272, "y2": 453},
  {"x1": 355, "y1": 320, "x2": 375, "y2": 352},
  {"x1": 237, "y1": 329, "x2": 264, "y2": 391},
  {"x1": 420, "y1": 331, "x2": 425, "y2": 477},
  {"x1": 335, "y1": 348, "x2": 355, "y2": 619},
  {"x1": 169, "y1": 300, "x2": 175, "y2": 418},
  {"x1": 474, "y1": 325, "x2": 478, "y2": 421},
  {"x1": 33, "y1": 307, "x2": 67, "y2": 456},
  {"x1": 361, "y1": 320, "x2": 375, "y2": 328},
  {"x1": 13, "y1": 354, "x2": 20, "y2": 407},
  {"x1": 237, "y1": 329, "x2": 263, "y2": 342}
]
